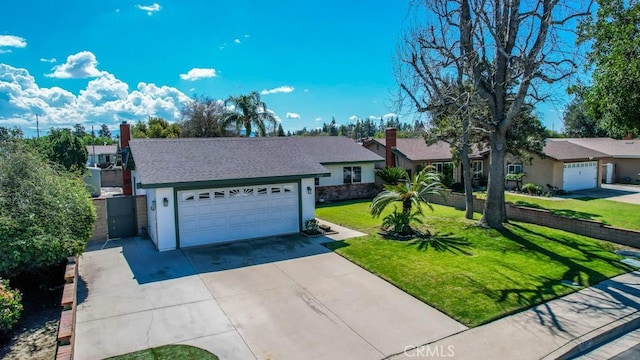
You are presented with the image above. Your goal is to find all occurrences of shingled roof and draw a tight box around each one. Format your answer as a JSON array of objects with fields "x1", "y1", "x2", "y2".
[
  {"x1": 370, "y1": 138, "x2": 485, "y2": 161},
  {"x1": 547, "y1": 138, "x2": 640, "y2": 158},
  {"x1": 129, "y1": 137, "x2": 383, "y2": 187}
]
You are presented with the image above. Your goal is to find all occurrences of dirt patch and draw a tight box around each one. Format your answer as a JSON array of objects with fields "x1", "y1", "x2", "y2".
[{"x1": 0, "y1": 263, "x2": 65, "y2": 360}]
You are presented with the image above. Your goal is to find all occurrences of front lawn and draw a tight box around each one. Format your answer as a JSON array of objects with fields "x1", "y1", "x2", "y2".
[
  {"x1": 481, "y1": 192, "x2": 640, "y2": 231},
  {"x1": 316, "y1": 201, "x2": 632, "y2": 327},
  {"x1": 107, "y1": 345, "x2": 218, "y2": 360}
]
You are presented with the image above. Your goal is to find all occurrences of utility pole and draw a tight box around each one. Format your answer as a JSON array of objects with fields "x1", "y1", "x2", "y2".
[
  {"x1": 36, "y1": 113, "x2": 40, "y2": 140},
  {"x1": 92, "y1": 124, "x2": 96, "y2": 167}
]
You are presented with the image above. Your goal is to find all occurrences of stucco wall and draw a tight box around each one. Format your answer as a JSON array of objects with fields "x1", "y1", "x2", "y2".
[
  {"x1": 300, "y1": 178, "x2": 316, "y2": 226},
  {"x1": 100, "y1": 168, "x2": 123, "y2": 187},
  {"x1": 600, "y1": 157, "x2": 640, "y2": 183},
  {"x1": 520, "y1": 154, "x2": 558, "y2": 189},
  {"x1": 363, "y1": 142, "x2": 386, "y2": 166},
  {"x1": 319, "y1": 162, "x2": 376, "y2": 186},
  {"x1": 154, "y1": 187, "x2": 177, "y2": 251}
]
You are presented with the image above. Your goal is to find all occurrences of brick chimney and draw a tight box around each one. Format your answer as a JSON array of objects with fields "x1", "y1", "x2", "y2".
[
  {"x1": 120, "y1": 121, "x2": 132, "y2": 196},
  {"x1": 385, "y1": 127, "x2": 397, "y2": 167}
]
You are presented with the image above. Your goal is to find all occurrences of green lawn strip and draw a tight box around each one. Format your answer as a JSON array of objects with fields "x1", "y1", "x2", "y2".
[
  {"x1": 480, "y1": 192, "x2": 640, "y2": 231},
  {"x1": 317, "y1": 201, "x2": 632, "y2": 327},
  {"x1": 106, "y1": 345, "x2": 219, "y2": 360}
]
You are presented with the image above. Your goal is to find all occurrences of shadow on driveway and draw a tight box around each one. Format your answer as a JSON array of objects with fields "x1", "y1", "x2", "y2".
[{"x1": 86, "y1": 235, "x2": 332, "y2": 285}]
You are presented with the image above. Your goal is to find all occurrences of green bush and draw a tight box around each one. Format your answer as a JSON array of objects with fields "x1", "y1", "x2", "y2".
[
  {"x1": 381, "y1": 209, "x2": 423, "y2": 235},
  {"x1": 375, "y1": 167, "x2": 408, "y2": 185},
  {"x1": 0, "y1": 141, "x2": 96, "y2": 277},
  {"x1": 521, "y1": 182, "x2": 543, "y2": 195},
  {"x1": 0, "y1": 278, "x2": 23, "y2": 333}
]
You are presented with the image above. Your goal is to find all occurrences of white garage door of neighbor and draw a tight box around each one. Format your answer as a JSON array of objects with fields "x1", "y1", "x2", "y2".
[
  {"x1": 562, "y1": 161, "x2": 598, "y2": 191},
  {"x1": 178, "y1": 183, "x2": 299, "y2": 247}
]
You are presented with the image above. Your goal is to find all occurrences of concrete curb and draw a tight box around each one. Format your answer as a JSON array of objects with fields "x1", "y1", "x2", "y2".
[{"x1": 540, "y1": 310, "x2": 640, "y2": 360}]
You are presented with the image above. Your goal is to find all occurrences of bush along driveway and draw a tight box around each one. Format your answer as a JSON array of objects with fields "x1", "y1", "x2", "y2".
[{"x1": 316, "y1": 200, "x2": 634, "y2": 327}]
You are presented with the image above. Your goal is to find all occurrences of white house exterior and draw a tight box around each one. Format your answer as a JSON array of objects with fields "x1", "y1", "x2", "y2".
[{"x1": 128, "y1": 137, "x2": 382, "y2": 251}]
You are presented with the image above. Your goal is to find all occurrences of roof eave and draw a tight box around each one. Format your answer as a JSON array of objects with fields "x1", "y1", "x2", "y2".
[{"x1": 137, "y1": 172, "x2": 331, "y2": 189}]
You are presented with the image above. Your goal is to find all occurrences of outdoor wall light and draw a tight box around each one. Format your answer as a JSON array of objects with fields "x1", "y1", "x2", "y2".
[
  {"x1": 307, "y1": 186, "x2": 312, "y2": 194},
  {"x1": 163, "y1": 197, "x2": 169, "y2": 207},
  {"x1": 151, "y1": 200, "x2": 156, "y2": 211}
]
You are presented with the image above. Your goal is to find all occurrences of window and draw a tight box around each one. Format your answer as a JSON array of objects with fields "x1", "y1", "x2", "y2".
[
  {"x1": 432, "y1": 162, "x2": 455, "y2": 186},
  {"x1": 314, "y1": 178, "x2": 320, "y2": 186},
  {"x1": 271, "y1": 187, "x2": 281, "y2": 194},
  {"x1": 257, "y1": 187, "x2": 267, "y2": 195},
  {"x1": 471, "y1": 160, "x2": 483, "y2": 179},
  {"x1": 243, "y1": 188, "x2": 254, "y2": 196},
  {"x1": 182, "y1": 193, "x2": 195, "y2": 201},
  {"x1": 343, "y1": 166, "x2": 362, "y2": 184},
  {"x1": 214, "y1": 191, "x2": 225, "y2": 198},
  {"x1": 507, "y1": 163, "x2": 523, "y2": 174},
  {"x1": 229, "y1": 189, "x2": 241, "y2": 197},
  {"x1": 284, "y1": 186, "x2": 294, "y2": 193},
  {"x1": 198, "y1": 192, "x2": 210, "y2": 200}
]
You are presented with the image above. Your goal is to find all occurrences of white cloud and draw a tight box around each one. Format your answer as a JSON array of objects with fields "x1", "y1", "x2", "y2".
[
  {"x1": 260, "y1": 85, "x2": 294, "y2": 95},
  {"x1": 244, "y1": 34, "x2": 250, "y2": 38},
  {"x1": 136, "y1": 3, "x2": 161, "y2": 15},
  {"x1": 315, "y1": 117, "x2": 322, "y2": 122},
  {"x1": 233, "y1": 39, "x2": 241, "y2": 44},
  {"x1": 46, "y1": 51, "x2": 106, "y2": 79},
  {"x1": 382, "y1": 113, "x2": 397, "y2": 119},
  {"x1": 286, "y1": 112, "x2": 300, "y2": 119},
  {"x1": 0, "y1": 63, "x2": 190, "y2": 130},
  {"x1": 368, "y1": 115, "x2": 379, "y2": 120},
  {"x1": 179, "y1": 68, "x2": 217, "y2": 81},
  {"x1": 303, "y1": 89, "x2": 309, "y2": 92},
  {"x1": 0, "y1": 35, "x2": 27, "y2": 49},
  {"x1": 0, "y1": 49, "x2": 11, "y2": 54},
  {"x1": 348, "y1": 115, "x2": 358, "y2": 122},
  {"x1": 40, "y1": 58, "x2": 56, "y2": 63}
]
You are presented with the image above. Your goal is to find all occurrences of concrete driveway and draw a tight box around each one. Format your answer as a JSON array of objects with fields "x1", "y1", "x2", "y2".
[
  {"x1": 75, "y1": 231, "x2": 466, "y2": 359},
  {"x1": 568, "y1": 184, "x2": 640, "y2": 204}
]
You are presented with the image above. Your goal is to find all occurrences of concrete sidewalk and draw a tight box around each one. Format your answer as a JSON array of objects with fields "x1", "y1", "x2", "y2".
[{"x1": 388, "y1": 271, "x2": 640, "y2": 360}]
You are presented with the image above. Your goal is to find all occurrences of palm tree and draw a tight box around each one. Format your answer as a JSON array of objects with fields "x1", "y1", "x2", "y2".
[
  {"x1": 223, "y1": 91, "x2": 277, "y2": 137},
  {"x1": 370, "y1": 167, "x2": 445, "y2": 235},
  {"x1": 370, "y1": 166, "x2": 445, "y2": 218},
  {"x1": 375, "y1": 166, "x2": 408, "y2": 185}
]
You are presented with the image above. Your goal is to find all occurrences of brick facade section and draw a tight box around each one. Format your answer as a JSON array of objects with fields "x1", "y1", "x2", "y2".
[
  {"x1": 316, "y1": 183, "x2": 379, "y2": 203},
  {"x1": 90, "y1": 195, "x2": 148, "y2": 241},
  {"x1": 425, "y1": 191, "x2": 640, "y2": 248}
]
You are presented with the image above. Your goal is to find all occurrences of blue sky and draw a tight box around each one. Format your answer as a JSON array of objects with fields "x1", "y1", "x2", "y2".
[{"x1": 0, "y1": 0, "x2": 571, "y2": 137}]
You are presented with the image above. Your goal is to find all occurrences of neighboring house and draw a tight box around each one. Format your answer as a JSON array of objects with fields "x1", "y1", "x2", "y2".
[
  {"x1": 509, "y1": 138, "x2": 640, "y2": 191},
  {"x1": 508, "y1": 140, "x2": 608, "y2": 192},
  {"x1": 126, "y1": 136, "x2": 382, "y2": 251},
  {"x1": 548, "y1": 138, "x2": 640, "y2": 184},
  {"x1": 87, "y1": 145, "x2": 118, "y2": 167},
  {"x1": 362, "y1": 128, "x2": 487, "y2": 185}
]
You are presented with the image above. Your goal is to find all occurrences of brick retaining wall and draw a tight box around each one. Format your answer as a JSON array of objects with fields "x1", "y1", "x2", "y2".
[
  {"x1": 316, "y1": 183, "x2": 378, "y2": 203},
  {"x1": 426, "y1": 191, "x2": 640, "y2": 248}
]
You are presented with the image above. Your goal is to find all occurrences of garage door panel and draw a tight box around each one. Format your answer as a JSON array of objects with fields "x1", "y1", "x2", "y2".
[
  {"x1": 178, "y1": 183, "x2": 300, "y2": 247},
  {"x1": 563, "y1": 161, "x2": 597, "y2": 191}
]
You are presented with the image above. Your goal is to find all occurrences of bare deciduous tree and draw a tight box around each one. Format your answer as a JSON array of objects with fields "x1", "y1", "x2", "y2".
[{"x1": 397, "y1": 0, "x2": 591, "y2": 228}]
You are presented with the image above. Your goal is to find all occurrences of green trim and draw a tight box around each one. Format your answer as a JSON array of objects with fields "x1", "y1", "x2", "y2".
[
  {"x1": 138, "y1": 173, "x2": 329, "y2": 189},
  {"x1": 173, "y1": 189, "x2": 180, "y2": 249},
  {"x1": 320, "y1": 160, "x2": 382, "y2": 165}
]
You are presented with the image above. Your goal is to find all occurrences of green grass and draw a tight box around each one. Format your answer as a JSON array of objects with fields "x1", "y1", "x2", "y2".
[
  {"x1": 316, "y1": 200, "x2": 632, "y2": 327},
  {"x1": 107, "y1": 345, "x2": 218, "y2": 360},
  {"x1": 478, "y1": 192, "x2": 640, "y2": 231}
]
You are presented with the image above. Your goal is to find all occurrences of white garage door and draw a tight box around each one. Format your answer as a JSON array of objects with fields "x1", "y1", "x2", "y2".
[
  {"x1": 562, "y1": 161, "x2": 598, "y2": 191},
  {"x1": 178, "y1": 183, "x2": 299, "y2": 247}
]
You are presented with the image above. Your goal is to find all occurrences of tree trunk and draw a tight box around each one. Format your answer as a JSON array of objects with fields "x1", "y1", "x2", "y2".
[
  {"x1": 402, "y1": 198, "x2": 411, "y2": 215},
  {"x1": 461, "y1": 117, "x2": 474, "y2": 219},
  {"x1": 245, "y1": 122, "x2": 252, "y2": 137},
  {"x1": 479, "y1": 131, "x2": 507, "y2": 228}
]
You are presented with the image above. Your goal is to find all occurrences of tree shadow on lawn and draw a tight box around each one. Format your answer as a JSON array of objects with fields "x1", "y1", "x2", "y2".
[
  {"x1": 512, "y1": 201, "x2": 605, "y2": 223},
  {"x1": 489, "y1": 224, "x2": 638, "y2": 332},
  {"x1": 407, "y1": 232, "x2": 474, "y2": 256}
]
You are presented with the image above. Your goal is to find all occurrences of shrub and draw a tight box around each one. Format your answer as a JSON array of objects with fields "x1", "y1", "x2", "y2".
[
  {"x1": 381, "y1": 209, "x2": 423, "y2": 235},
  {"x1": 0, "y1": 141, "x2": 96, "y2": 277},
  {"x1": 375, "y1": 167, "x2": 408, "y2": 185},
  {"x1": 304, "y1": 218, "x2": 320, "y2": 234},
  {"x1": 0, "y1": 278, "x2": 23, "y2": 333},
  {"x1": 522, "y1": 183, "x2": 543, "y2": 196}
]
